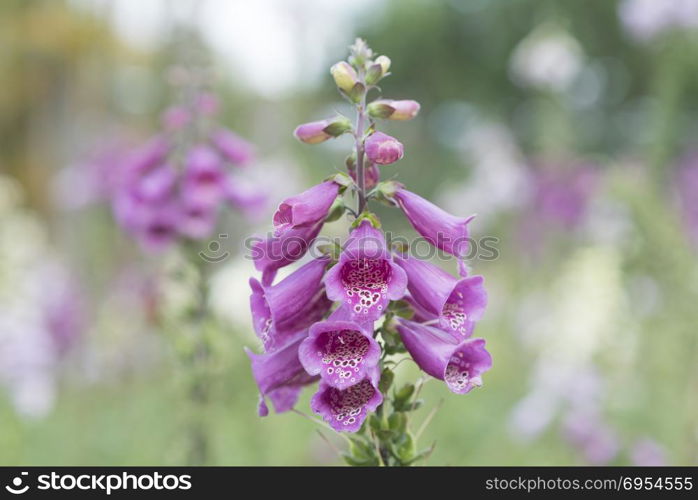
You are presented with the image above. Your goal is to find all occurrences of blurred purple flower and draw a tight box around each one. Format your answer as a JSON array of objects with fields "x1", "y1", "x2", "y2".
[
  {"x1": 212, "y1": 128, "x2": 255, "y2": 167},
  {"x1": 630, "y1": 438, "x2": 668, "y2": 466}
]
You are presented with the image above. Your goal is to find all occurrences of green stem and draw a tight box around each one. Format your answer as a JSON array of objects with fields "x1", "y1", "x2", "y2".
[{"x1": 354, "y1": 74, "x2": 368, "y2": 214}]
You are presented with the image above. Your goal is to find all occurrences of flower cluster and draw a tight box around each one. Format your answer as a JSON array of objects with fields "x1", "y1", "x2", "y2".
[
  {"x1": 111, "y1": 88, "x2": 263, "y2": 252},
  {"x1": 246, "y1": 39, "x2": 492, "y2": 451}
]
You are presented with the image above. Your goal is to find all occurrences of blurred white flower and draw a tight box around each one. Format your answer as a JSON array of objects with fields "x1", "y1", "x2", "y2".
[
  {"x1": 510, "y1": 23, "x2": 584, "y2": 92},
  {"x1": 440, "y1": 122, "x2": 528, "y2": 222},
  {"x1": 619, "y1": 0, "x2": 698, "y2": 41}
]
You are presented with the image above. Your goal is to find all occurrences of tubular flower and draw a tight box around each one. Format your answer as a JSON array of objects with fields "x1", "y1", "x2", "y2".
[
  {"x1": 324, "y1": 220, "x2": 407, "y2": 321},
  {"x1": 368, "y1": 99, "x2": 421, "y2": 121},
  {"x1": 252, "y1": 222, "x2": 323, "y2": 286},
  {"x1": 182, "y1": 145, "x2": 227, "y2": 206},
  {"x1": 246, "y1": 333, "x2": 318, "y2": 416},
  {"x1": 394, "y1": 255, "x2": 487, "y2": 339},
  {"x1": 298, "y1": 307, "x2": 380, "y2": 389},
  {"x1": 272, "y1": 180, "x2": 341, "y2": 237},
  {"x1": 249, "y1": 257, "x2": 332, "y2": 351},
  {"x1": 311, "y1": 365, "x2": 383, "y2": 432},
  {"x1": 211, "y1": 128, "x2": 255, "y2": 166},
  {"x1": 392, "y1": 187, "x2": 475, "y2": 275},
  {"x1": 396, "y1": 318, "x2": 492, "y2": 394}
]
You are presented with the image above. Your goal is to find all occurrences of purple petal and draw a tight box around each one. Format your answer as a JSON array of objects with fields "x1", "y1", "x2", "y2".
[
  {"x1": 324, "y1": 221, "x2": 406, "y2": 321},
  {"x1": 246, "y1": 333, "x2": 317, "y2": 416},
  {"x1": 394, "y1": 188, "x2": 475, "y2": 261},
  {"x1": 396, "y1": 319, "x2": 492, "y2": 394},
  {"x1": 310, "y1": 366, "x2": 383, "y2": 432},
  {"x1": 252, "y1": 223, "x2": 323, "y2": 286},
  {"x1": 249, "y1": 258, "x2": 331, "y2": 351},
  {"x1": 299, "y1": 312, "x2": 379, "y2": 389},
  {"x1": 273, "y1": 181, "x2": 340, "y2": 236}
]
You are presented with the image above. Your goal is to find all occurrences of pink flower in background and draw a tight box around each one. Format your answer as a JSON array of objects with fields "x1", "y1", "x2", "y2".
[
  {"x1": 676, "y1": 152, "x2": 698, "y2": 245},
  {"x1": 530, "y1": 162, "x2": 597, "y2": 228},
  {"x1": 98, "y1": 92, "x2": 265, "y2": 252}
]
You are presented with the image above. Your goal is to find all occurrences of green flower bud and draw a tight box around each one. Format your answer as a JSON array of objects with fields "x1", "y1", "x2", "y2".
[
  {"x1": 330, "y1": 61, "x2": 358, "y2": 94},
  {"x1": 375, "y1": 55, "x2": 391, "y2": 74}
]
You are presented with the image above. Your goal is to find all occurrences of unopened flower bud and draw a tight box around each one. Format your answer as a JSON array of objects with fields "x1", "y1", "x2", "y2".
[
  {"x1": 375, "y1": 55, "x2": 391, "y2": 74},
  {"x1": 294, "y1": 117, "x2": 352, "y2": 144},
  {"x1": 368, "y1": 99, "x2": 420, "y2": 121},
  {"x1": 330, "y1": 61, "x2": 359, "y2": 94},
  {"x1": 364, "y1": 132, "x2": 404, "y2": 165}
]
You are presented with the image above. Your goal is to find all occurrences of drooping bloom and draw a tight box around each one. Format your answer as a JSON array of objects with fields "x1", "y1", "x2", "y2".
[
  {"x1": 137, "y1": 204, "x2": 180, "y2": 253},
  {"x1": 324, "y1": 220, "x2": 407, "y2": 321},
  {"x1": 132, "y1": 164, "x2": 177, "y2": 203},
  {"x1": 298, "y1": 307, "x2": 380, "y2": 389},
  {"x1": 249, "y1": 257, "x2": 332, "y2": 351},
  {"x1": 311, "y1": 365, "x2": 383, "y2": 432},
  {"x1": 272, "y1": 180, "x2": 341, "y2": 237},
  {"x1": 396, "y1": 318, "x2": 492, "y2": 394},
  {"x1": 394, "y1": 255, "x2": 487, "y2": 339},
  {"x1": 252, "y1": 222, "x2": 324, "y2": 286},
  {"x1": 364, "y1": 132, "x2": 404, "y2": 165},
  {"x1": 177, "y1": 198, "x2": 217, "y2": 239},
  {"x1": 368, "y1": 99, "x2": 420, "y2": 121},
  {"x1": 211, "y1": 128, "x2": 255, "y2": 167},
  {"x1": 246, "y1": 333, "x2": 318, "y2": 416},
  {"x1": 392, "y1": 187, "x2": 475, "y2": 275},
  {"x1": 182, "y1": 145, "x2": 227, "y2": 206}
]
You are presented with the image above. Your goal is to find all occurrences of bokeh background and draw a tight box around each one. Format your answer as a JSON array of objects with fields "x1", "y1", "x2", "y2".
[{"x1": 2, "y1": 0, "x2": 698, "y2": 465}]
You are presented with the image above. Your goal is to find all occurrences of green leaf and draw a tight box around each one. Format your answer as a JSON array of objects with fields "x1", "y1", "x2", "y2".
[{"x1": 378, "y1": 368, "x2": 395, "y2": 393}]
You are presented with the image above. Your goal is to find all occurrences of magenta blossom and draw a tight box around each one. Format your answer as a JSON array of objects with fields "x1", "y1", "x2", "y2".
[
  {"x1": 178, "y1": 199, "x2": 217, "y2": 239},
  {"x1": 182, "y1": 145, "x2": 227, "y2": 206},
  {"x1": 364, "y1": 132, "x2": 404, "y2": 165},
  {"x1": 137, "y1": 204, "x2": 180, "y2": 253},
  {"x1": 252, "y1": 223, "x2": 323, "y2": 286},
  {"x1": 211, "y1": 128, "x2": 255, "y2": 167},
  {"x1": 395, "y1": 255, "x2": 487, "y2": 339},
  {"x1": 272, "y1": 180, "x2": 341, "y2": 237},
  {"x1": 249, "y1": 257, "x2": 332, "y2": 351},
  {"x1": 246, "y1": 333, "x2": 319, "y2": 416},
  {"x1": 311, "y1": 365, "x2": 383, "y2": 432},
  {"x1": 324, "y1": 220, "x2": 407, "y2": 321},
  {"x1": 396, "y1": 318, "x2": 492, "y2": 394},
  {"x1": 393, "y1": 187, "x2": 475, "y2": 275},
  {"x1": 298, "y1": 307, "x2": 380, "y2": 389}
]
